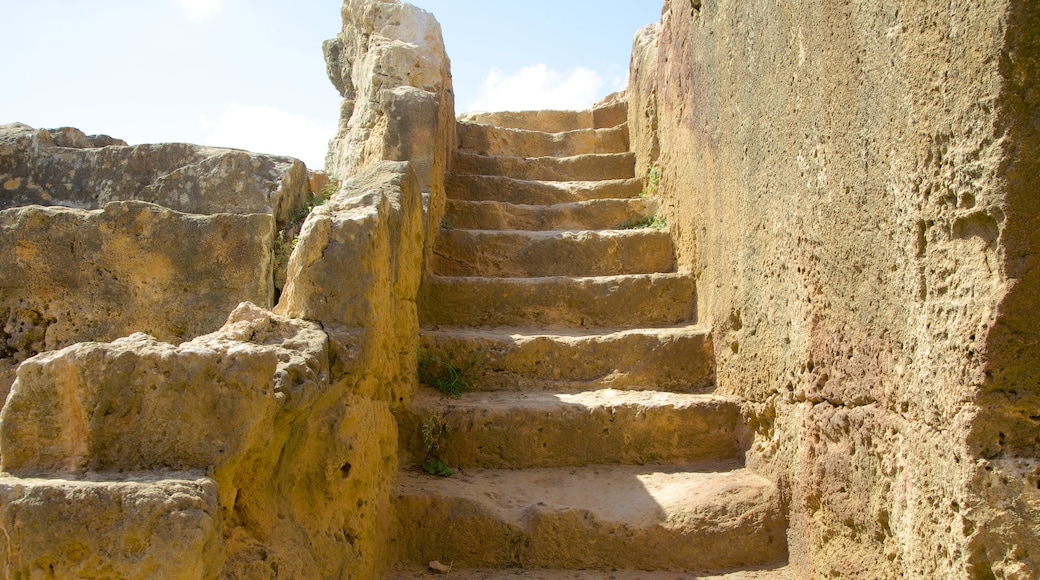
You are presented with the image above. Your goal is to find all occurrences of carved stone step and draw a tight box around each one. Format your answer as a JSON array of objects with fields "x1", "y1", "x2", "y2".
[
  {"x1": 452, "y1": 151, "x2": 635, "y2": 182},
  {"x1": 457, "y1": 121, "x2": 629, "y2": 158},
  {"x1": 446, "y1": 174, "x2": 642, "y2": 205},
  {"x1": 418, "y1": 324, "x2": 715, "y2": 393},
  {"x1": 432, "y1": 229, "x2": 675, "y2": 278},
  {"x1": 442, "y1": 199, "x2": 652, "y2": 231},
  {"x1": 394, "y1": 463, "x2": 787, "y2": 571},
  {"x1": 400, "y1": 389, "x2": 743, "y2": 469},
  {"x1": 459, "y1": 102, "x2": 626, "y2": 133},
  {"x1": 0, "y1": 473, "x2": 222, "y2": 578},
  {"x1": 388, "y1": 565, "x2": 798, "y2": 579},
  {"x1": 418, "y1": 273, "x2": 696, "y2": 328}
]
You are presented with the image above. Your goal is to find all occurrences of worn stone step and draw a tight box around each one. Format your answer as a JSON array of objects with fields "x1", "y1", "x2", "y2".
[
  {"x1": 418, "y1": 324, "x2": 715, "y2": 393},
  {"x1": 460, "y1": 102, "x2": 626, "y2": 133},
  {"x1": 418, "y1": 273, "x2": 696, "y2": 328},
  {"x1": 432, "y1": 229, "x2": 675, "y2": 278},
  {"x1": 399, "y1": 389, "x2": 743, "y2": 469},
  {"x1": 446, "y1": 174, "x2": 643, "y2": 205},
  {"x1": 442, "y1": 199, "x2": 653, "y2": 231},
  {"x1": 0, "y1": 473, "x2": 222, "y2": 578},
  {"x1": 388, "y1": 565, "x2": 798, "y2": 579},
  {"x1": 453, "y1": 151, "x2": 635, "y2": 182},
  {"x1": 457, "y1": 122, "x2": 629, "y2": 158},
  {"x1": 394, "y1": 463, "x2": 787, "y2": 571}
]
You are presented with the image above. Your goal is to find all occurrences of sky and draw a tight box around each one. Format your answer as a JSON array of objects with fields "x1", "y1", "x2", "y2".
[{"x1": 1, "y1": 0, "x2": 662, "y2": 169}]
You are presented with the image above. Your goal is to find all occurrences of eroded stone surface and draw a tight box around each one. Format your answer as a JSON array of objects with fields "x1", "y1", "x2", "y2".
[
  {"x1": 627, "y1": 0, "x2": 1040, "y2": 576},
  {"x1": 277, "y1": 160, "x2": 424, "y2": 404}
]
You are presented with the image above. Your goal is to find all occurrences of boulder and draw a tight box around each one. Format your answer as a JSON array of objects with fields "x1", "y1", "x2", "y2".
[{"x1": 323, "y1": 0, "x2": 454, "y2": 194}]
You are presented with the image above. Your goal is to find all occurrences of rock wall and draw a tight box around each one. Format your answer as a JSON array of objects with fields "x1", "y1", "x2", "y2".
[{"x1": 629, "y1": 0, "x2": 1040, "y2": 577}]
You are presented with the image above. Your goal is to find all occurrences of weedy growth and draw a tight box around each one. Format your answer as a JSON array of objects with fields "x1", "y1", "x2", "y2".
[
  {"x1": 615, "y1": 213, "x2": 667, "y2": 230},
  {"x1": 641, "y1": 165, "x2": 662, "y2": 199},
  {"x1": 420, "y1": 412, "x2": 453, "y2": 477},
  {"x1": 417, "y1": 349, "x2": 477, "y2": 399}
]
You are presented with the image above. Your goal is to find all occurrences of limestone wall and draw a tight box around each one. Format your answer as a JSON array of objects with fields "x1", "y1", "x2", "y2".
[{"x1": 629, "y1": 0, "x2": 1039, "y2": 577}]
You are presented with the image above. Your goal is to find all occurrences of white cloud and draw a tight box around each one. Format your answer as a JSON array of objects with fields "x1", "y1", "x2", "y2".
[
  {"x1": 202, "y1": 103, "x2": 334, "y2": 169},
  {"x1": 178, "y1": 0, "x2": 223, "y2": 21},
  {"x1": 467, "y1": 64, "x2": 604, "y2": 113}
]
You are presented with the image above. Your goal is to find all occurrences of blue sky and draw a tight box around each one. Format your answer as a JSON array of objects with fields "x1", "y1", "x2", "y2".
[{"x1": 1, "y1": 0, "x2": 661, "y2": 168}]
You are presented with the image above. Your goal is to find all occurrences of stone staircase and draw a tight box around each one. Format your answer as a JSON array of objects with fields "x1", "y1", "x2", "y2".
[{"x1": 392, "y1": 103, "x2": 787, "y2": 575}]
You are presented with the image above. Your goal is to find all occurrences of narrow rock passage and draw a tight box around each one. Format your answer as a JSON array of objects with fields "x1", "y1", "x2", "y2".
[{"x1": 393, "y1": 102, "x2": 788, "y2": 575}]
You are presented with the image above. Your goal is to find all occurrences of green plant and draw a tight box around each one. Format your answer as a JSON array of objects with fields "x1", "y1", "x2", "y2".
[
  {"x1": 641, "y1": 165, "x2": 662, "y2": 199},
  {"x1": 317, "y1": 178, "x2": 339, "y2": 206},
  {"x1": 417, "y1": 349, "x2": 476, "y2": 399},
  {"x1": 420, "y1": 413, "x2": 453, "y2": 477},
  {"x1": 615, "y1": 213, "x2": 666, "y2": 230},
  {"x1": 274, "y1": 231, "x2": 298, "y2": 272}
]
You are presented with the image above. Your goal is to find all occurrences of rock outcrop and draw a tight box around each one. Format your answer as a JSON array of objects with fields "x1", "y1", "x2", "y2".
[
  {"x1": 0, "y1": 123, "x2": 308, "y2": 218},
  {"x1": 0, "y1": 123, "x2": 314, "y2": 400},
  {"x1": 627, "y1": 0, "x2": 1040, "y2": 577}
]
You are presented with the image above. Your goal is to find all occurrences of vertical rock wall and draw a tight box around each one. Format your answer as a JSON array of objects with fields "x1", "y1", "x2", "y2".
[{"x1": 629, "y1": 0, "x2": 1039, "y2": 577}]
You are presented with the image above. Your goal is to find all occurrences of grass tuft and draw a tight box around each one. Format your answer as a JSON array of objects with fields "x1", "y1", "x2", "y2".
[
  {"x1": 417, "y1": 350, "x2": 476, "y2": 399},
  {"x1": 615, "y1": 214, "x2": 666, "y2": 230}
]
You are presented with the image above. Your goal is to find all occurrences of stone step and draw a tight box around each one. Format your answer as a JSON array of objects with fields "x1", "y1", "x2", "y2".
[
  {"x1": 418, "y1": 324, "x2": 715, "y2": 393},
  {"x1": 442, "y1": 199, "x2": 652, "y2": 231},
  {"x1": 446, "y1": 174, "x2": 642, "y2": 205},
  {"x1": 394, "y1": 463, "x2": 787, "y2": 571},
  {"x1": 0, "y1": 473, "x2": 222, "y2": 578},
  {"x1": 418, "y1": 273, "x2": 696, "y2": 328},
  {"x1": 386, "y1": 565, "x2": 790, "y2": 577},
  {"x1": 399, "y1": 389, "x2": 743, "y2": 469},
  {"x1": 453, "y1": 151, "x2": 635, "y2": 182},
  {"x1": 432, "y1": 229, "x2": 676, "y2": 278},
  {"x1": 459, "y1": 102, "x2": 626, "y2": 133},
  {"x1": 457, "y1": 121, "x2": 629, "y2": 158},
  {"x1": 388, "y1": 565, "x2": 798, "y2": 579}
]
